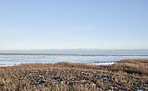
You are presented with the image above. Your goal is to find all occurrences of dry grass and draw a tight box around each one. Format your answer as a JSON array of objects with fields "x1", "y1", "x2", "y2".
[
  {"x1": 0, "y1": 59, "x2": 148, "y2": 91},
  {"x1": 108, "y1": 59, "x2": 148, "y2": 75}
]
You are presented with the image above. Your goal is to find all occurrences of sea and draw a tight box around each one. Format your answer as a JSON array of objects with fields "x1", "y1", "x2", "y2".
[{"x1": 0, "y1": 49, "x2": 148, "y2": 66}]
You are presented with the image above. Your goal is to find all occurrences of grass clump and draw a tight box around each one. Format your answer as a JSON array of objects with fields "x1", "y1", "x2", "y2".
[{"x1": 0, "y1": 59, "x2": 148, "y2": 91}]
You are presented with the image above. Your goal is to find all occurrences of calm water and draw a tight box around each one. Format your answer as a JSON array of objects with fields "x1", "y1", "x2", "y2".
[{"x1": 0, "y1": 55, "x2": 148, "y2": 66}]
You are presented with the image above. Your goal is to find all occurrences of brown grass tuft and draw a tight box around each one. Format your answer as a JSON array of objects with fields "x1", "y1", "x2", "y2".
[{"x1": 0, "y1": 59, "x2": 148, "y2": 90}]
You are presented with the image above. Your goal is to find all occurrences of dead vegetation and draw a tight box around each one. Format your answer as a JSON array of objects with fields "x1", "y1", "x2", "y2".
[
  {"x1": 108, "y1": 59, "x2": 148, "y2": 75},
  {"x1": 0, "y1": 59, "x2": 148, "y2": 91}
]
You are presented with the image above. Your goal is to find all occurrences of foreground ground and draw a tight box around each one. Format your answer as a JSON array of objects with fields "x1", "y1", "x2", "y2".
[{"x1": 0, "y1": 59, "x2": 148, "y2": 91}]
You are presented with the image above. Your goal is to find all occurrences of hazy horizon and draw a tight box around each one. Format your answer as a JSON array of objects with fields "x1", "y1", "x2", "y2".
[
  {"x1": 0, "y1": 49, "x2": 148, "y2": 55},
  {"x1": 1, "y1": 47, "x2": 148, "y2": 50}
]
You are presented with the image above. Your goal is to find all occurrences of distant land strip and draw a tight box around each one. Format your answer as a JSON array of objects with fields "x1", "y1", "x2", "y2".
[{"x1": 0, "y1": 53, "x2": 148, "y2": 56}]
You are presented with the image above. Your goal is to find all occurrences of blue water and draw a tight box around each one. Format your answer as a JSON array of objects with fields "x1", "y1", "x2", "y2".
[
  {"x1": 0, "y1": 55, "x2": 148, "y2": 65},
  {"x1": 0, "y1": 49, "x2": 148, "y2": 65},
  {"x1": 1, "y1": 49, "x2": 148, "y2": 55}
]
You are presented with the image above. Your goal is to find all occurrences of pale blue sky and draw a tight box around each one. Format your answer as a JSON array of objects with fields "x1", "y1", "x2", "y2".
[{"x1": 0, "y1": 0, "x2": 148, "y2": 50}]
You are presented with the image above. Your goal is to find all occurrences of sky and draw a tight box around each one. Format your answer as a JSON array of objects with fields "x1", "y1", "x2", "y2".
[{"x1": 0, "y1": 0, "x2": 148, "y2": 50}]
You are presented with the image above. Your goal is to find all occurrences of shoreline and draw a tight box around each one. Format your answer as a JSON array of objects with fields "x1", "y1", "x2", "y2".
[{"x1": 0, "y1": 62, "x2": 115, "y2": 67}]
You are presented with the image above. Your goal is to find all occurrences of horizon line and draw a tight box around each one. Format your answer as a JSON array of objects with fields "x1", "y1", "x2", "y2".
[
  {"x1": 0, "y1": 49, "x2": 148, "y2": 51},
  {"x1": 0, "y1": 53, "x2": 148, "y2": 56}
]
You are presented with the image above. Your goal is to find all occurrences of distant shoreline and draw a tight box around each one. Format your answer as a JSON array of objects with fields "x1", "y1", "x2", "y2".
[{"x1": 0, "y1": 53, "x2": 148, "y2": 56}]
